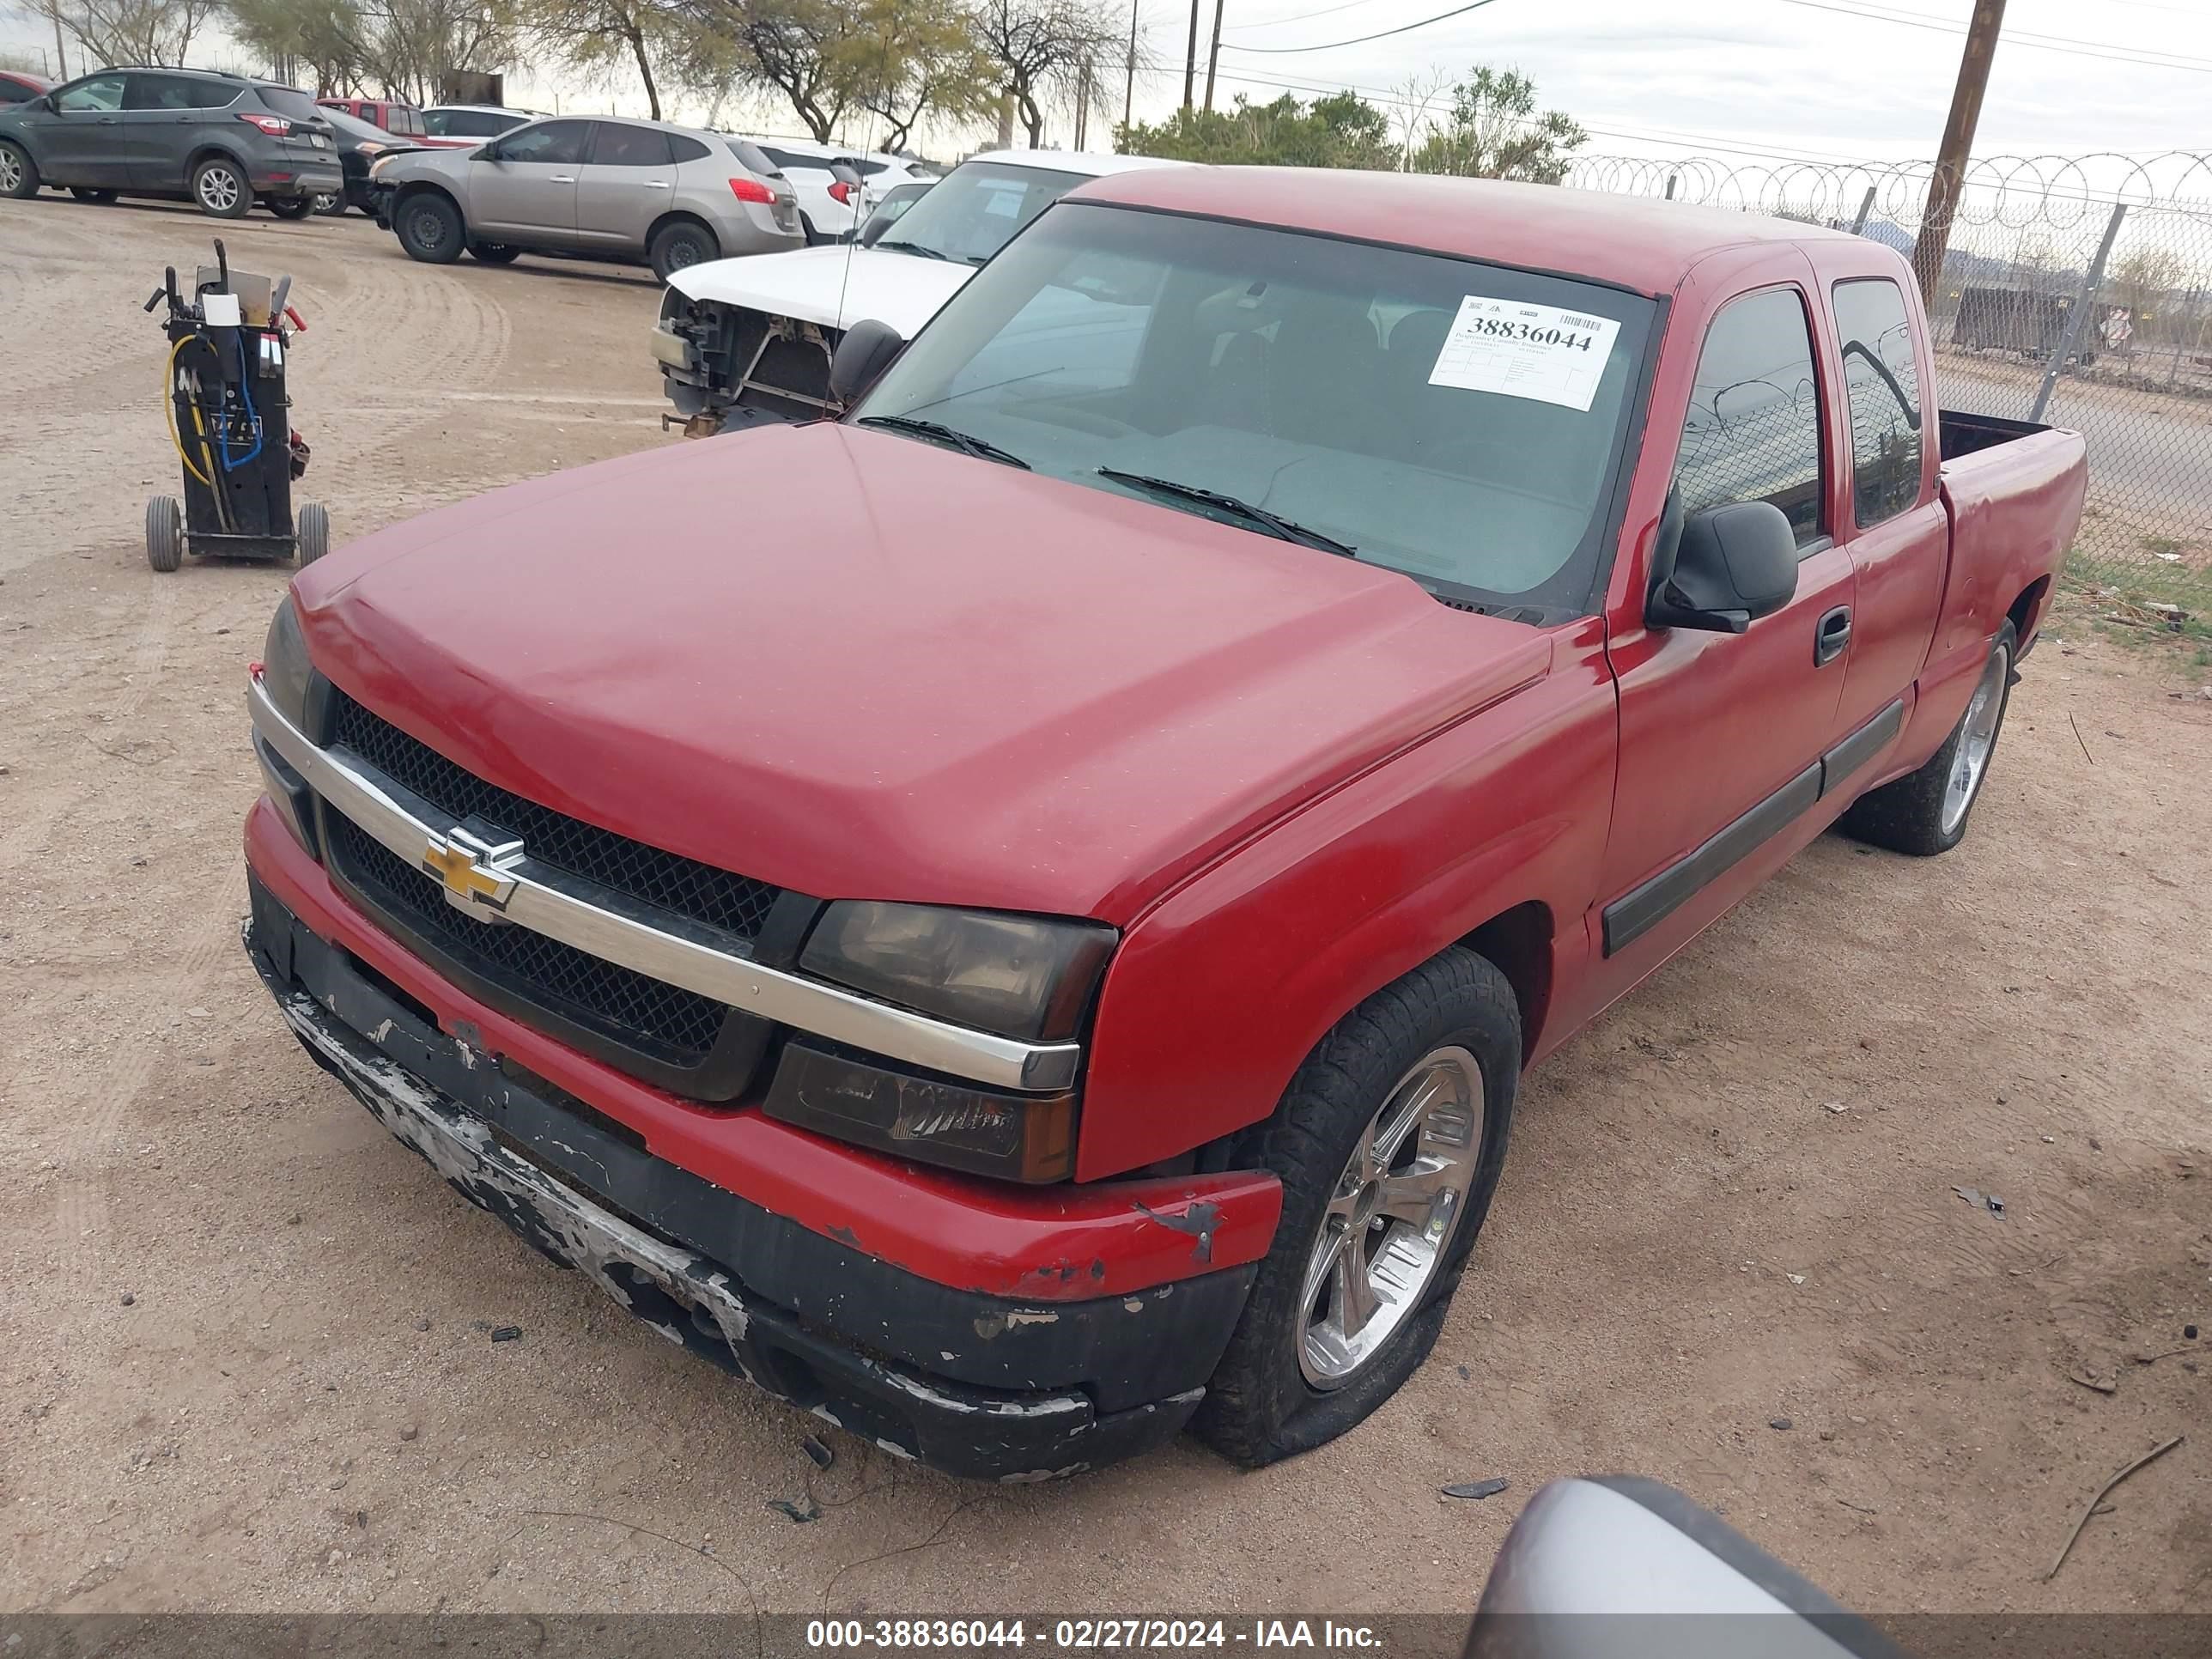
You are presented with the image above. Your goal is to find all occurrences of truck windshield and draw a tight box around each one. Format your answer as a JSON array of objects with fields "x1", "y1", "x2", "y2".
[
  {"x1": 870, "y1": 160, "x2": 1087, "y2": 266},
  {"x1": 854, "y1": 203, "x2": 1656, "y2": 611}
]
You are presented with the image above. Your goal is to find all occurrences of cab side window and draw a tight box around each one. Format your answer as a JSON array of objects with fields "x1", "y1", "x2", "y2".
[
  {"x1": 1832, "y1": 277, "x2": 1924, "y2": 527},
  {"x1": 1673, "y1": 286, "x2": 1826, "y2": 549}
]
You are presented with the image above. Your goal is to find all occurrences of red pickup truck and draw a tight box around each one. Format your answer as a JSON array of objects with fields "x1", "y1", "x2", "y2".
[{"x1": 242, "y1": 169, "x2": 2085, "y2": 1480}]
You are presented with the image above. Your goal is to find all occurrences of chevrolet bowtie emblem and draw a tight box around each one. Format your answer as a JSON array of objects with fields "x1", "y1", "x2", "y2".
[{"x1": 421, "y1": 826, "x2": 525, "y2": 919}]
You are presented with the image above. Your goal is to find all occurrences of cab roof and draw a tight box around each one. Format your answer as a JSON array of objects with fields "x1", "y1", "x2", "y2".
[{"x1": 1063, "y1": 167, "x2": 1865, "y2": 298}]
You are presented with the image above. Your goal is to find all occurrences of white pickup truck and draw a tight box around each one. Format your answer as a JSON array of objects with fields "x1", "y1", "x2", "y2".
[{"x1": 652, "y1": 149, "x2": 1181, "y2": 431}]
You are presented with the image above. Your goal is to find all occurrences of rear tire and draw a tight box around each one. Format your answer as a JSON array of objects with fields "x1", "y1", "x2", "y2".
[
  {"x1": 70, "y1": 186, "x2": 118, "y2": 204},
  {"x1": 1838, "y1": 622, "x2": 2016, "y2": 857},
  {"x1": 467, "y1": 241, "x2": 521, "y2": 264},
  {"x1": 266, "y1": 196, "x2": 313, "y2": 220},
  {"x1": 313, "y1": 191, "x2": 344, "y2": 216},
  {"x1": 394, "y1": 191, "x2": 464, "y2": 264},
  {"x1": 0, "y1": 140, "x2": 38, "y2": 199},
  {"x1": 146, "y1": 496, "x2": 184, "y2": 574},
  {"x1": 1193, "y1": 947, "x2": 1519, "y2": 1468},
  {"x1": 295, "y1": 501, "x2": 330, "y2": 567},
  {"x1": 649, "y1": 220, "x2": 717, "y2": 283},
  {"x1": 191, "y1": 156, "x2": 251, "y2": 218}
]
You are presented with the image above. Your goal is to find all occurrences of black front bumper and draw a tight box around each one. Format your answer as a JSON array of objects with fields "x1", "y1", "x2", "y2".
[{"x1": 245, "y1": 876, "x2": 1249, "y2": 1480}]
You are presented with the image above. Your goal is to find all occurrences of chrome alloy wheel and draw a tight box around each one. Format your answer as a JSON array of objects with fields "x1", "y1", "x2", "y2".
[
  {"x1": 1940, "y1": 641, "x2": 2010, "y2": 836},
  {"x1": 198, "y1": 164, "x2": 241, "y2": 213},
  {"x1": 0, "y1": 149, "x2": 21, "y2": 192},
  {"x1": 1298, "y1": 1045, "x2": 1485, "y2": 1389}
]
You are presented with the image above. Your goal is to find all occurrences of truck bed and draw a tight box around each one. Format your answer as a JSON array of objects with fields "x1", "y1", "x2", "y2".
[{"x1": 1935, "y1": 407, "x2": 2089, "y2": 663}]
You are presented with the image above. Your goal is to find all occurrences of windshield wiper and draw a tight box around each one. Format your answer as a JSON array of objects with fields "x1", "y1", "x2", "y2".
[
  {"x1": 873, "y1": 238, "x2": 950, "y2": 262},
  {"x1": 855, "y1": 415, "x2": 1030, "y2": 469},
  {"x1": 1096, "y1": 469, "x2": 1358, "y2": 559}
]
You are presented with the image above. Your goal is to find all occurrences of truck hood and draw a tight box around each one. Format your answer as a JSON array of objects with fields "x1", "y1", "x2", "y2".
[
  {"x1": 293, "y1": 425, "x2": 1553, "y2": 923},
  {"x1": 665, "y1": 243, "x2": 972, "y2": 334}
]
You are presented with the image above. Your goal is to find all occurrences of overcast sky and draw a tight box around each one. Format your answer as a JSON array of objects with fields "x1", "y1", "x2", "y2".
[{"x1": 5, "y1": 0, "x2": 2209, "y2": 169}]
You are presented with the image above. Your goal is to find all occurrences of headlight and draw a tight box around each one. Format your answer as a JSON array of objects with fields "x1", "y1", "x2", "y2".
[
  {"x1": 763, "y1": 1041, "x2": 1077, "y2": 1182},
  {"x1": 253, "y1": 598, "x2": 316, "y2": 854},
  {"x1": 369, "y1": 155, "x2": 394, "y2": 178},
  {"x1": 799, "y1": 901, "x2": 1115, "y2": 1042}
]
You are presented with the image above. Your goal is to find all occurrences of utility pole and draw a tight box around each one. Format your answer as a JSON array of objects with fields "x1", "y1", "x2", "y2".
[
  {"x1": 1183, "y1": 0, "x2": 1200, "y2": 108},
  {"x1": 1124, "y1": 1, "x2": 1139, "y2": 131},
  {"x1": 1204, "y1": 0, "x2": 1224, "y2": 111},
  {"x1": 1075, "y1": 76, "x2": 1090, "y2": 149},
  {"x1": 1910, "y1": 0, "x2": 2006, "y2": 308},
  {"x1": 46, "y1": 1, "x2": 66, "y2": 82}
]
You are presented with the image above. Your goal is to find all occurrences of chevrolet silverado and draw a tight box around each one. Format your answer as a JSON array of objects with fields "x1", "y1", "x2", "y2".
[{"x1": 242, "y1": 169, "x2": 2086, "y2": 1480}]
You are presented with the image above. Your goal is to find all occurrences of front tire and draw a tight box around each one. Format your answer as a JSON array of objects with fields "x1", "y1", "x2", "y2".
[
  {"x1": 394, "y1": 191, "x2": 464, "y2": 264},
  {"x1": 313, "y1": 191, "x2": 344, "y2": 216},
  {"x1": 0, "y1": 140, "x2": 38, "y2": 199},
  {"x1": 1839, "y1": 621, "x2": 2016, "y2": 856},
  {"x1": 191, "y1": 157, "x2": 251, "y2": 218},
  {"x1": 1194, "y1": 947, "x2": 1519, "y2": 1467},
  {"x1": 649, "y1": 220, "x2": 717, "y2": 283},
  {"x1": 467, "y1": 241, "x2": 521, "y2": 264}
]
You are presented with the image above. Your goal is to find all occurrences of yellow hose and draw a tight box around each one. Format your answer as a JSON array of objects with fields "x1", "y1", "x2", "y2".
[{"x1": 165, "y1": 336, "x2": 215, "y2": 488}]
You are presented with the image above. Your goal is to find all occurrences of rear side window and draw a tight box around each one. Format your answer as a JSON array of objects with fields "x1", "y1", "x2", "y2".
[
  {"x1": 392, "y1": 106, "x2": 423, "y2": 135},
  {"x1": 126, "y1": 73, "x2": 209, "y2": 110},
  {"x1": 589, "y1": 123, "x2": 672, "y2": 167},
  {"x1": 726, "y1": 137, "x2": 777, "y2": 175},
  {"x1": 1673, "y1": 286, "x2": 1826, "y2": 549},
  {"x1": 668, "y1": 133, "x2": 709, "y2": 163},
  {"x1": 1832, "y1": 278, "x2": 1923, "y2": 527},
  {"x1": 0, "y1": 77, "x2": 40, "y2": 104}
]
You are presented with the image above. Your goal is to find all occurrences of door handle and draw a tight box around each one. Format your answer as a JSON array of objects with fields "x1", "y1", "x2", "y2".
[
  {"x1": 1814, "y1": 605, "x2": 1853, "y2": 666},
  {"x1": 640, "y1": 179, "x2": 671, "y2": 188},
  {"x1": 550, "y1": 174, "x2": 575, "y2": 183}
]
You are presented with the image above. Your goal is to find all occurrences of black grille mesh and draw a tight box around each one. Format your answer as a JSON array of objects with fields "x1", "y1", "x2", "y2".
[
  {"x1": 327, "y1": 690, "x2": 781, "y2": 941},
  {"x1": 326, "y1": 814, "x2": 728, "y2": 1062}
]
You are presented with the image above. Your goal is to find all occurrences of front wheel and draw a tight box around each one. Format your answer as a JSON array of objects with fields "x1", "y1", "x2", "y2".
[
  {"x1": 266, "y1": 196, "x2": 313, "y2": 220},
  {"x1": 0, "y1": 140, "x2": 39, "y2": 199},
  {"x1": 191, "y1": 156, "x2": 251, "y2": 218},
  {"x1": 1194, "y1": 947, "x2": 1519, "y2": 1467},
  {"x1": 1838, "y1": 621, "x2": 2016, "y2": 856},
  {"x1": 394, "y1": 191, "x2": 464, "y2": 264},
  {"x1": 313, "y1": 191, "x2": 344, "y2": 216}
]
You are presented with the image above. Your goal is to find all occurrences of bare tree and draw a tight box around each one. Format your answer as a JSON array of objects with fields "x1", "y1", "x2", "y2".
[
  {"x1": 969, "y1": 0, "x2": 1121, "y2": 149},
  {"x1": 520, "y1": 0, "x2": 690, "y2": 117},
  {"x1": 356, "y1": 0, "x2": 517, "y2": 105},
  {"x1": 849, "y1": 0, "x2": 995, "y2": 154},
  {"x1": 1405, "y1": 64, "x2": 1585, "y2": 184},
  {"x1": 683, "y1": 0, "x2": 862, "y2": 141},
  {"x1": 227, "y1": 0, "x2": 369, "y2": 94},
  {"x1": 1390, "y1": 65, "x2": 1450, "y2": 171},
  {"x1": 21, "y1": 0, "x2": 221, "y2": 66}
]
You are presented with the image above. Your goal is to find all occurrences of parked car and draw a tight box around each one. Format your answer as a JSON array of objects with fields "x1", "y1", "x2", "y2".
[
  {"x1": 312, "y1": 102, "x2": 420, "y2": 216},
  {"x1": 731, "y1": 135, "x2": 935, "y2": 242},
  {"x1": 314, "y1": 95, "x2": 471, "y2": 150},
  {"x1": 0, "y1": 70, "x2": 51, "y2": 106},
  {"x1": 418, "y1": 103, "x2": 534, "y2": 143},
  {"x1": 854, "y1": 177, "x2": 931, "y2": 244},
  {"x1": 655, "y1": 149, "x2": 1182, "y2": 427},
  {"x1": 239, "y1": 169, "x2": 2084, "y2": 1480},
  {"x1": 374, "y1": 116, "x2": 802, "y2": 281},
  {"x1": 0, "y1": 67, "x2": 339, "y2": 216}
]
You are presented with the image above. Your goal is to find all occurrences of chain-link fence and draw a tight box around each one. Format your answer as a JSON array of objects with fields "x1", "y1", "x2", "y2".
[{"x1": 1566, "y1": 151, "x2": 2212, "y2": 599}]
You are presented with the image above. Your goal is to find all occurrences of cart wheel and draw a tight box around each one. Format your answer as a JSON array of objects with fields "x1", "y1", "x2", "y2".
[
  {"x1": 146, "y1": 495, "x2": 184, "y2": 573},
  {"x1": 296, "y1": 501, "x2": 330, "y2": 567}
]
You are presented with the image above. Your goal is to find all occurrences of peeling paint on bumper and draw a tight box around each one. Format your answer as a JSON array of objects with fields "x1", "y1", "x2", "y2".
[{"x1": 246, "y1": 877, "x2": 1237, "y2": 1480}]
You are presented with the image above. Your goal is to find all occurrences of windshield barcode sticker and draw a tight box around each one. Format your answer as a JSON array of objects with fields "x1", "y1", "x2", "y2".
[{"x1": 1427, "y1": 295, "x2": 1621, "y2": 411}]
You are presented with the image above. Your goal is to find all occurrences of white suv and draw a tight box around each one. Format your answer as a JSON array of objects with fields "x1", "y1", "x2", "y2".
[{"x1": 733, "y1": 136, "x2": 935, "y2": 242}]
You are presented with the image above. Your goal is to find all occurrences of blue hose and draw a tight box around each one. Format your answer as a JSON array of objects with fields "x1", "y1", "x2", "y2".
[{"x1": 219, "y1": 330, "x2": 262, "y2": 471}]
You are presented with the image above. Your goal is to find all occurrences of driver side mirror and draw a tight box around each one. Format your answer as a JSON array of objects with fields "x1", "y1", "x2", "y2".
[
  {"x1": 858, "y1": 212, "x2": 892, "y2": 248},
  {"x1": 1647, "y1": 500, "x2": 1799, "y2": 635},
  {"x1": 830, "y1": 318, "x2": 905, "y2": 406}
]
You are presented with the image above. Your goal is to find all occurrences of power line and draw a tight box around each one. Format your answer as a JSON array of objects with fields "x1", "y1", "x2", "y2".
[
  {"x1": 1218, "y1": 0, "x2": 1505, "y2": 53},
  {"x1": 1775, "y1": 0, "x2": 2212, "y2": 76},
  {"x1": 1838, "y1": 0, "x2": 2212, "y2": 69},
  {"x1": 1224, "y1": 0, "x2": 1389, "y2": 33}
]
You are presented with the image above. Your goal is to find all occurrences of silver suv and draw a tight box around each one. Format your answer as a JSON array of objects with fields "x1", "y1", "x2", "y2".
[{"x1": 374, "y1": 116, "x2": 802, "y2": 281}]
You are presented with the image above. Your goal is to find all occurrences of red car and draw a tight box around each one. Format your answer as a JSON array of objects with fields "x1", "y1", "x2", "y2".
[
  {"x1": 314, "y1": 96, "x2": 471, "y2": 149},
  {"x1": 240, "y1": 170, "x2": 2085, "y2": 1479},
  {"x1": 0, "y1": 69, "x2": 51, "y2": 106}
]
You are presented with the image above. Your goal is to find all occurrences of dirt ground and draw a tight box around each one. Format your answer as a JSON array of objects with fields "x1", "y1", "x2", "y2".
[{"x1": 1, "y1": 198, "x2": 2208, "y2": 1620}]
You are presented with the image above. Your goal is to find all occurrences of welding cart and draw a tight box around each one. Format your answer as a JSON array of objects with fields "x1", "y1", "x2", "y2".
[{"x1": 145, "y1": 240, "x2": 328, "y2": 571}]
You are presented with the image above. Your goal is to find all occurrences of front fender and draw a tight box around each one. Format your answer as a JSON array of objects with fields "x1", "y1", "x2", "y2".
[{"x1": 1075, "y1": 629, "x2": 1618, "y2": 1182}]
